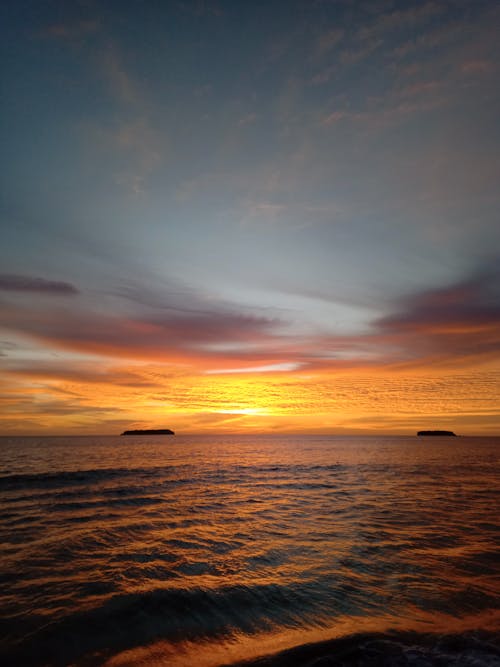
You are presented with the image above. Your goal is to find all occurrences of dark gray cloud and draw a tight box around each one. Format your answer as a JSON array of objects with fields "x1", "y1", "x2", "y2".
[
  {"x1": 1, "y1": 263, "x2": 498, "y2": 371},
  {"x1": 378, "y1": 264, "x2": 500, "y2": 332},
  {"x1": 0, "y1": 274, "x2": 79, "y2": 295},
  {"x1": 371, "y1": 263, "x2": 500, "y2": 361},
  {"x1": 0, "y1": 296, "x2": 284, "y2": 363}
]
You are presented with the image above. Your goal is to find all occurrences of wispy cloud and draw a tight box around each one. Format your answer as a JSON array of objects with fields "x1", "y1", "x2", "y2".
[
  {"x1": 239, "y1": 201, "x2": 288, "y2": 227},
  {"x1": 0, "y1": 274, "x2": 79, "y2": 295},
  {"x1": 0, "y1": 296, "x2": 283, "y2": 365},
  {"x1": 39, "y1": 19, "x2": 100, "y2": 43},
  {"x1": 237, "y1": 112, "x2": 258, "y2": 127},
  {"x1": 322, "y1": 110, "x2": 347, "y2": 125},
  {"x1": 359, "y1": 2, "x2": 443, "y2": 41},
  {"x1": 339, "y1": 38, "x2": 383, "y2": 65},
  {"x1": 101, "y1": 43, "x2": 139, "y2": 106},
  {"x1": 2, "y1": 358, "x2": 167, "y2": 388},
  {"x1": 320, "y1": 93, "x2": 446, "y2": 130},
  {"x1": 42, "y1": 15, "x2": 164, "y2": 196},
  {"x1": 460, "y1": 59, "x2": 496, "y2": 76},
  {"x1": 0, "y1": 340, "x2": 18, "y2": 357},
  {"x1": 1, "y1": 263, "x2": 498, "y2": 373},
  {"x1": 314, "y1": 28, "x2": 344, "y2": 58},
  {"x1": 309, "y1": 65, "x2": 336, "y2": 86},
  {"x1": 111, "y1": 119, "x2": 163, "y2": 193},
  {"x1": 78, "y1": 42, "x2": 165, "y2": 193},
  {"x1": 206, "y1": 362, "x2": 303, "y2": 375},
  {"x1": 1, "y1": 263, "x2": 498, "y2": 435}
]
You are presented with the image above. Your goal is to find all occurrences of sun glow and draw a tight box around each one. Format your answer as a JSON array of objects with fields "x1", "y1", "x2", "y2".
[
  {"x1": 2, "y1": 349, "x2": 499, "y2": 435},
  {"x1": 216, "y1": 408, "x2": 269, "y2": 415}
]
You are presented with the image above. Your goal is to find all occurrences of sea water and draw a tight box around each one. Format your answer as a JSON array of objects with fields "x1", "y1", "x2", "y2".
[{"x1": 0, "y1": 435, "x2": 499, "y2": 666}]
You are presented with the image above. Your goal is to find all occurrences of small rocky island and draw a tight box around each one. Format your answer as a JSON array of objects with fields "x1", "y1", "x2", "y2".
[
  {"x1": 417, "y1": 430, "x2": 457, "y2": 436},
  {"x1": 121, "y1": 429, "x2": 175, "y2": 436}
]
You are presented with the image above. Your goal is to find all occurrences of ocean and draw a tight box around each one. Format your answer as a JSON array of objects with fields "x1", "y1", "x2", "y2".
[{"x1": 0, "y1": 434, "x2": 499, "y2": 666}]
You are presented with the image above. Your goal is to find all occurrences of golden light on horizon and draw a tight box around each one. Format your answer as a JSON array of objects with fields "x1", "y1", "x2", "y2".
[{"x1": 1, "y1": 355, "x2": 499, "y2": 435}]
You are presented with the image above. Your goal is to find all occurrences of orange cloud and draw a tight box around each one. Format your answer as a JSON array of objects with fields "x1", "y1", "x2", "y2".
[{"x1": 0, "y1": 265, "x2": 499, "y2": 434}]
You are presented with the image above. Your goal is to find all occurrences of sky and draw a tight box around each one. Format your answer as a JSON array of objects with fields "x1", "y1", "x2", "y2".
[{"x1": 1, "y1": 0, "x2": 499, "y2": 435}]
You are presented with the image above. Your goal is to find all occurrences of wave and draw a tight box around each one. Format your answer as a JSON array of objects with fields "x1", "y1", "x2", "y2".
[
  {"x1": 225, "y1": 630, "x2": 500, "y2": 666},
  {"x1": 2, "y1": 437, "x2": 499, "y2": 666},
  {"x1": 0, "y1": 582, "x2": 321, "y2": 666},
  {"x1": 0, "y1": 575, "x2": 412, "y2": 667},
  {"x1": 0, "y1": 463, "x2": 350, "y2": 492},
  {"x1": 4, "y1": 612, "x2": 499, "y2": 667},
  {"x1": 4, "y1": 576, "x2": 498, "y2": 666},
  {"x1": 0, "y1": 467, "x2": 170, "y2": 490}
]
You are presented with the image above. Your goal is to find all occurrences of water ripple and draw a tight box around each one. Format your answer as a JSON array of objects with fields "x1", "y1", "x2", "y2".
[{"x1": 0, "y1": 435, "x2": 499, "y2": 666}]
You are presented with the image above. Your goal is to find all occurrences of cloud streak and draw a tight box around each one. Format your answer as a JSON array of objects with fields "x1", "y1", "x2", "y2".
[
  {"x1": 1, "y1": 263, "x2": 498, "y2": 435},
  {"x1": 0, "y1": 264, "x2": 498, "y2": 373},
  {"x1": 1, "y1": 0, "x2": 499, "y2": 434},
  {"x1": 0, "y1": 274, "x2": 79, "y2": 295},
  {"x1": 0, "y1": 296, "x2": 283, "y2": 366}
]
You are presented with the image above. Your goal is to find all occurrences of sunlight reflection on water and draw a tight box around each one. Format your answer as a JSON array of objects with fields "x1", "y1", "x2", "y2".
[{"x1": 0, "y1": 435, "x2": 499, "y2": 666}]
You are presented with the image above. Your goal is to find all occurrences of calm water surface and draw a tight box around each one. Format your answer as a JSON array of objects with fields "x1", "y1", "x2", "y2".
[{"x1": 0, "y1": 435, "x2": 499, "y2": 666}]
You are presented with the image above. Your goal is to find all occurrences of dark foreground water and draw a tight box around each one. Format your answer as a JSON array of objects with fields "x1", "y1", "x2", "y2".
[{"x1": 0, "y1": 435, "x2": 499, "y2": 666}]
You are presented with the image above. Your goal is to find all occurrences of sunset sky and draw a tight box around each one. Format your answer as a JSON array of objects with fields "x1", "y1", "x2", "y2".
[{"x1": 1, "y1": 0, "x2": 499, "y2": 435}]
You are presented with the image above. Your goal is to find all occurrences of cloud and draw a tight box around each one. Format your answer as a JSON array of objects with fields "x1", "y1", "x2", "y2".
[
  {"x1": 0, "y1": 274, "x2": 79, "y2": 295},
  {"x1": 322, "y1": 110, "x2": 347, "y2": 125},
  {"x1": 314, "y1": 28, "x2": 344, "y2": 58},
  {"x1": 39, "y1": 19, "x2": 100, "y2": 42},
  {"x1": 321, "y1": 73, "x2": 448, "y2": 129},
  {"x1": 193, "y1": 84, "x2": 213, "y2": 98},
  {"x1": 372, "y1": 265, "x2": 500, "y2": 363},
  {"x1": 309, "y1": 66, "x2": 336, "y2": 86},
  {"x1": 101, "y1": 44, "x2": 139, "y2": 106},
  {"x1": 82, "y1": 114, "x2": 164, "y2": 194},
  {"x1": 0, "y1": 296, "x2": 284, "y2": 365},
  {"x1": 359, "y1": 2, "x2": 443, "y2": 41},
  {"x1": 320, "y1": 96, "x2": 446, "y2": 131},
  {"x1": 460, "y1": 59, "x2": 496, "y2": 76},
  {"x1": 339, "y1": 38, "x2": 383, "y2": 65},
  {"x1": 397, "y1": 80, "x2": 441, "y2": 98},
  {"x1": 237, "y1": 113, "x2": 258, "y2": 127},
  {"x1": 2, "y1": 359, "x2": 161, "y2": 388},
  {"x1": 92, "y1": 46, "x2": 165, "y2": 193},
  {"x1": 39, "y1": 18, "x2": 163, "y2": 194},
  {"x1": 378, "y1": 267, "x2": 500, "y2": 332},
  {"x1": 0, "y1": 340, "x2": 18, "y2": 357},
  {"x1": 206, "y1": 362, "x2": 303, "y2": 375},
  {"x1": 0, "y1": 264, "x2": 498, "y2": 376},
  {"x1": 111, "y1": 119, "x2": 163, "y2": 193},
  {"x1": 1, "y1": 266, "x2": 498, "y2": 435},
  {"x1": 239, "y1": 201, "x2": 288, "y2": 227},
  {"x1": 392, "y1": 22, "x2": 462, "y2": 59},
  {"x1": 282, "y1": 263, "x2": 500, "y2": 372}
]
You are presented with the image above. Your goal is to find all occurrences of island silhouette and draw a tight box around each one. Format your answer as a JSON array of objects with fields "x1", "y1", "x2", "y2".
[
  {"x1": 121, "y1": 429, "x2": 175, "y2": 435},
  {"x1": 417, "y1": 430, "x2": 457, "y2": 436}
]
